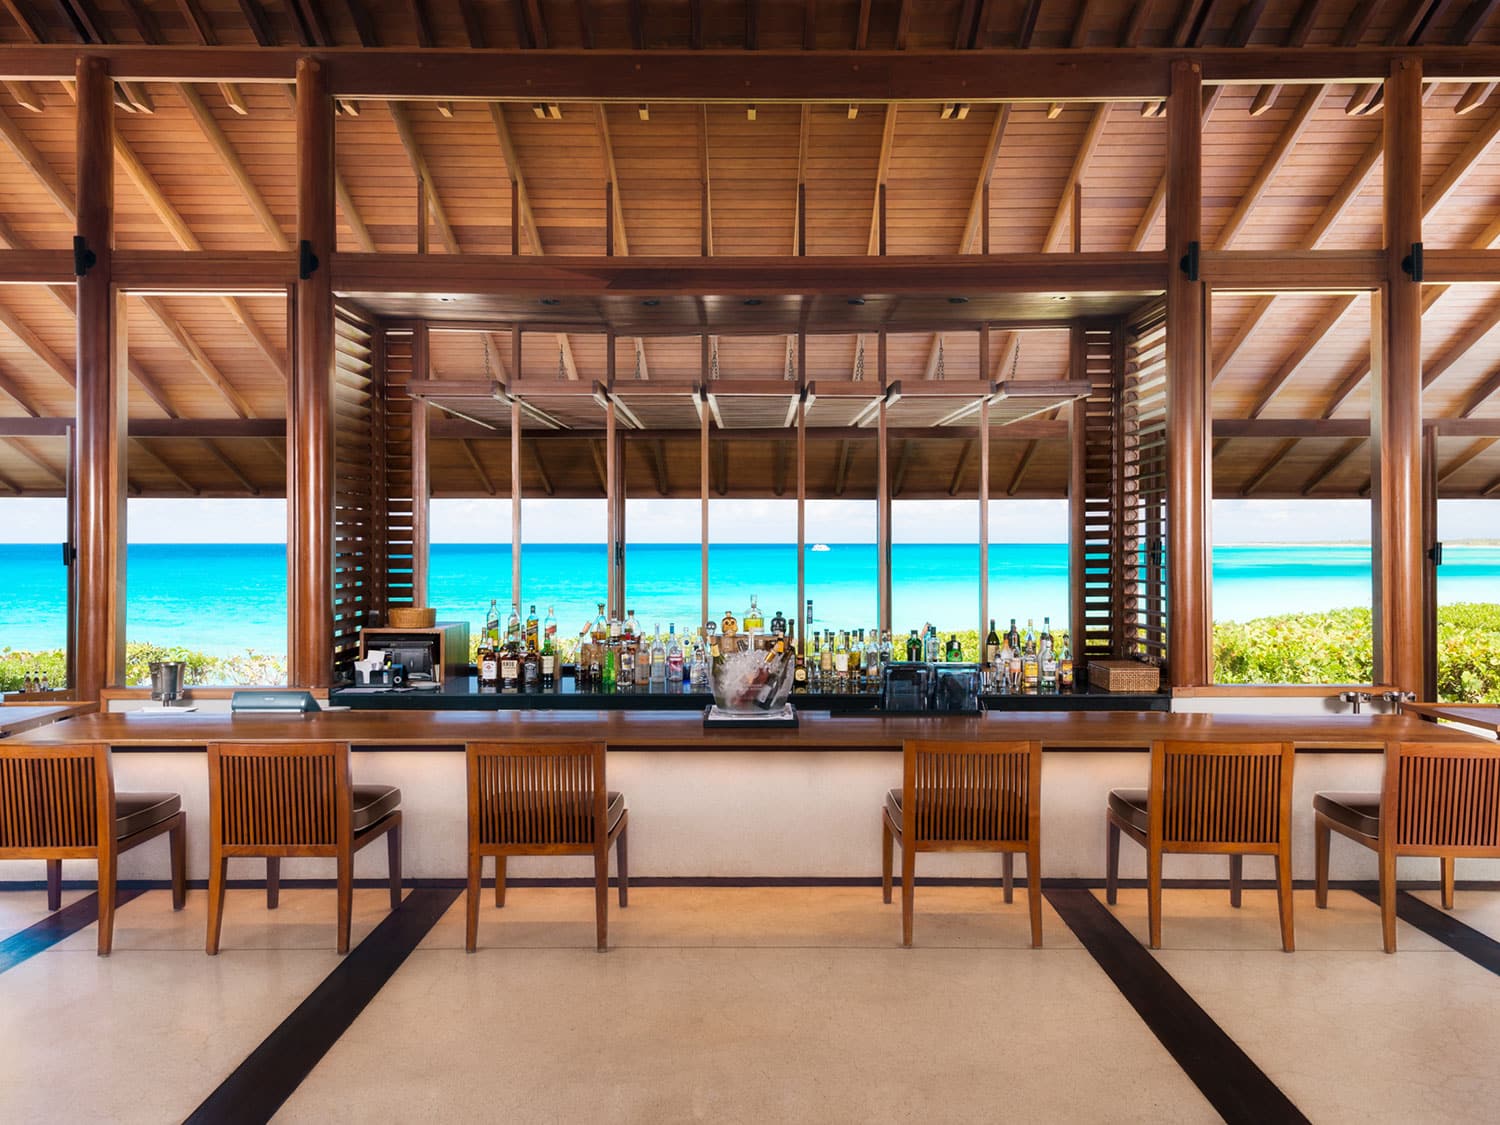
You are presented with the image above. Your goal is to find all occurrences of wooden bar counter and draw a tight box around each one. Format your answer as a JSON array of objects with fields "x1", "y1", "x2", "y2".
[{"x1": 5, "y1": 708, "x2": 1483, "y2": 884}]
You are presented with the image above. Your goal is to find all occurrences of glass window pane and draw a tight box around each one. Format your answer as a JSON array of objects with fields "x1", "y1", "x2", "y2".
[{"x1": 0, "y1": 495, "x2": 68, "y2": 691}]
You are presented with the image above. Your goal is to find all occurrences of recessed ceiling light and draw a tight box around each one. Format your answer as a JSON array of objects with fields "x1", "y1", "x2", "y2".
[
  {"x1": 847, "y1": 297, "x2": 866, "y2": 306},
  {"x1": 642, "y1": 298, "x2": 660, "y2": 307},
  {"x1": 435, "y1": 295, "x2": 459, "y2": 303},
  {"x1": 539, "y1": 297, "x2": 560, "y2": 306},
  {"x1": 743, "y1": 298, "x2": 762, "y2": 306},
  {"x1": 948, "y1": 296, "x2": 969, "y2": 304},
  {"x1": 1053, "y1": 295, "x2": 1070, "y2": 301}
]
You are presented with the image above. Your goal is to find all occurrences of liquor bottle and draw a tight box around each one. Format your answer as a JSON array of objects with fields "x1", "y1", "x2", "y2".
[
  {"x1": 602, "y1": 643, "x2": 617, "y2": 691},
  {"x1": 752, "y1": 639, "x2": 788, "y2": 709},
  {"x1": 691, "y1": 636, "x2": 709, "y2": 691},
  {"x1": 484, "y1": 598, "x2": 501, "y2": 648},
  {"x1": 500, "y1": 643, "x2": 521, "y2": 691},
  {"x1": 1021, "y1": 637, "x2": 1039, "y2": 694},
  {"x1": 478, "y1": 632, "x2": 499, "y2": 688},
  {"x1": 522, "y1": 645, "x2": 540, "y2": 692},
  {"x1": 793, "y1": 652, "x2": 808, "y2": 693},
  {"x1": 1040, "y1": 616, "x2": 1057, "y2": 692},
  {"x1": 540, "y1": 623, "x2": 556, "y2": 690},
  {"x1": 588, "y1": 647, "x2": 602, "y2": 692},
  {"x1": 906, "y1": 629, "x2": 922, "y2": 662},
  {"x1": 635, "y1": 632, "x2": 653, "y2": 688},
  {"x1": 819, "y1": 630, "x2": 834, "y2": 691},
  {"x1": 1058, "y1": 633, "x2": 1074, "y2": 691},
  {"x1": 849, "y1": 628, "x2": 864, "y2": 684},
  {"x1": 1024, "y1": 618, "x2": 1037, "y2": 657},
  {"x1": 591, "y1": 603, "x2": 608, "y2": 644},
  {"x1": 985, "y1": 619, "x2": 1001, "y2": 665},
  {"x1": 993, "y1": 634, "x2": 1010, "y2": 693},
  {"x1": 1007, "y1": 618, "x2": 1021, "y2": 655},
  {"x1": 667, "y1": 625, "x2": 684, "y2": 684},
  {"x1": 619, "y1": 640, "x2": 636, "y2": 689},
  {"x1": 880, "y1": 630, "x2": 894, "y2": 670},
  {"x1": 651, "y1": 626, "x2": 667, "y2": 685},
  {"x1": 609, "y1": 614, "x2": 622, "y2": 645},
  {"x1": 868, "y1": 630, "x2": 883, "y2": 691},
  {"x1": 38, "y1": 672, "x2": 48, "y2": 692},
  {"x1": 744, "y1": 595, "x2": 764, "y2": 633},
  {"x1": 624, "y1": 609, "x2": 639, "y2": 643},
  {"x1": 525, "y1": 604, "x2": 539, "y2": 651},
  {"x1": 720, "y1": 609, "x2": 739, "y2": 636},
  {"x1": 506, "y1": 606, "x2": 521, "y2": 651},
  {"x1": 770, "y1": 609, "x2": 787, "y2": 637},
  {"x1": 946, "y1": 634, "x2": 962, "y2": 662},
  {"x1": 833, "y1": 631, "x2": 850, "y2": 692},
  {"x1": 924, "y1": 626, "x2": 939, "y2": 664}
]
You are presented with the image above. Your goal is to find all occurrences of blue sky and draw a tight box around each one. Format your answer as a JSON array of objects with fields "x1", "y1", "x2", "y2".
[{"x1": 4, "y1": 495, "x2": 1498, "y2": 543}]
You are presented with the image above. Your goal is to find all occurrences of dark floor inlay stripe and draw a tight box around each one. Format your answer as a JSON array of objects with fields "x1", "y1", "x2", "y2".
[
  {"x1": 1356, "y1": 889, "x2": 1500, "y2": 976},
  {"x1": 0, "y1": 889, "x2": 145, "y2": 975},
  {"x1": 1045, "y1": 888, "x2": 1310, "y2": 1125},
  {"x1": 184, "y1": 887, "x2": 460, "y2": 1125}
]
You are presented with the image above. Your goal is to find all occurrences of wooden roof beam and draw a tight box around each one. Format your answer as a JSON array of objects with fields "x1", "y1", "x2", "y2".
[
  {"x1": 1347, "y1": 0, "x2": 1449, "y2": 114},
  {"x1": 1459, "y1": 360, "x2": 1500, "y2": 417},
  {"x1": 179, "y1": 83, "x2": 288, "y2": 250},
  {"x1": 131, "y1": 437, "x2": 199, "y2": 495},
  {"x1": 407, "y1": 0, "x2": 453, "y2": 116},
  {"x1": 1250, "y1": 0, "x2": 1328, "y2": 114},
  {"x1": 1216, "y1": 85, "x2": 1326, "y2": 249},
  {"x1": 1302, "y1": 437, "x2": 1366, "y2": 495},
  {"x1": 1438, "y1": 436, "x2": 1498, "y2": 485},
  {"x1": 1423, "y1": 294, "x2": 1500, "y2": 391},
  {"x1": 1042, "y1": 104, "x2": 1110, "y2": 253},
  {"x1": 0, "y1": 101, "x2": 78, "y2": 220},
  {"x1": 460, "y1": 437, "x2": 497, "y2": 495},
  {"x1": 1130, "y1": 87, "x2": 1224, "y2": 251},
  {"x1": 57, "y1": 0, "x2": 153, "y2": 112},
  {"x1": 1240, "y1": 438, "x2": 1299, "y2": 496},
  {"x1": 4, "y1": 436, "x2": 65, "y2": 486},
  {"x1": 199, "y1": 437, "x2": 260, "y2": 494},
  {"x1": 175, "y1": 0, "x2": 248, "y2": 113},
  {"x1": 529, "y1": 438, "x2": 554, "y2": 496},
  {"x1": 1006, "y1": 437, "x2": 1040, "y2": 495},
  {"x1": 141, "y1": 296, "x2": 257, "y2": 419},
  {"x1": 0, "y1": 363, "x2": 43, "y2": 416},
  {"x1": 388, "y1": 101, "x2": 461, "y2": 253},
  {"x1": 1246, "y1": 294, "x2": 1360, "y2": 417},
  {"x1": 1045, "y1": 1, "x2": 1095, "y2": 117},
  {"x1": 893, "y1": 439, "x2": 913, "y2": 496},
  {"x1": 0, "y1": 297, "x2": 75, "y2": 389}
]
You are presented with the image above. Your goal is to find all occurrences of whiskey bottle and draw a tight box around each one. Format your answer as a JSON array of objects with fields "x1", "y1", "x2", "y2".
[
  {"x1": 540, "y1": 627, "x2": 556, "y2": 690},
  {"x1": 500, "y1": 645, "x2": 521, "y2": 691},
  {"x1": 521, "y1": 645, "x2": 540, "y2": 692},
  {"x1": 525, "y1": 604, "x2": 540, "y2": 652},
  {"x1": 506, "y1": 606, "x2": 521, "y2": 651},
  {"x1": 478, "y1": 634, "x2": 499, "y2": 689}
]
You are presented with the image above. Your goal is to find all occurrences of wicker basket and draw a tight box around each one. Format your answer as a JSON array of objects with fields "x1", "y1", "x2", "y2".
[
  {"x1": 1088, "y1": 659, "x2": 1160, "y2": 693},
  {"x1": 388, "y1": 606, "x2": 437, "y2": 629}
]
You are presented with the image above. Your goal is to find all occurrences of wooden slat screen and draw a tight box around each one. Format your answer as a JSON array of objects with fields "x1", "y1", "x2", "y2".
[
  {"x1": 0, "y1": 752, "x2": 99, "y2": 848},
  {"x1": 333, "y1": 306, "x2": 381, "y2": 679},
  {"x1": 911, "y1": 746, "x2": 1032, "y2": 844},
  {"x1": 381, "y1": 329, "x2": 419, "y2": 618},
  {"x1": 1396, "y1": 748, "x2": 1500, "y2": 850},
  {"x1": 1077, "y1": 321, "x2": 1123, "y2": 666},
  {"x1": 1122, "y1": 302, "x2": 1168, "y2": 666}
]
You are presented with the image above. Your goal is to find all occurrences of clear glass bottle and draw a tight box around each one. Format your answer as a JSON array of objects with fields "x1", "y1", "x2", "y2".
[
  {"x1": 819, "y1": 630, "x2": 834, "y2": 690},
  {"x1": 667, "y1": 624, "x2": 684, "y2": 684},
  {"x1": 1040, "y1": 616, "x2": 1057, "y2": 692},
  {"x1": 833, "y1": 630, "x2": 850, "y2": 692},
  {"x1": 624, "y1": 608, "x2": 640, "y2": 642},
  {"x1": 651, "y1": 626, "x2": 667, "y2": 685},
  {"x1": 923, "y1": 626, "x2": 939, "y2": 663},
  {"x1": 619, "y1": 640, "x2": 636, "y2": 689},
  {"x1": 540, "y1": 617, "x2": 556, "y2": 690},
  {"x1": 744, "y1": 595, "x2": 764, "y2": 633},
  {"x1": 591, "y1": 603, "x2": 608, "y2": 643},
  {"x1": 543, "y1": 605, "x2": 557, "y2": 653}
]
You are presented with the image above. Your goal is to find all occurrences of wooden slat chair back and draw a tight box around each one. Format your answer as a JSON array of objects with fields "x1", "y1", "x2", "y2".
[
  {"x1": 883, "y1": 739, "x2": 1043, "y2": 947},
  {"x1": 206, "y1": 741, "x2": 402, "y2": 955},
  {"x1": 1108, "y1": 739, "x2": 1296, "y2": 951},
  {"x1": 466, "y1": 741, "x2": 629, "y2": 952},
  {"x1": 1316, "y1": 740, "x2": 1500, "y2": 952},
  {"x1": 1, "y1": 742, "x2": 185, "y2": 954}
]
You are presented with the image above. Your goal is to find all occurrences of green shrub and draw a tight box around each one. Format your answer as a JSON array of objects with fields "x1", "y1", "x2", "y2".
[{"x1": 0, "y1": 643, "x2": 286, "y2": 692}]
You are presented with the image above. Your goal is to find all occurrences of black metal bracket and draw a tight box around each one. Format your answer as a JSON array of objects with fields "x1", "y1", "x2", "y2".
[
  {"x1": 60, "y1": 541, "x2": 75, "y2": 566},
  {"x1": 614, "y1": 542, "x2": 624, "y2": 566},
  {"x1": 298, "y1": 239, "x2": 320, "y2": 280},
  {"x1": 1178, "y1": 241, "x2": 1200, "y2": 282},
  {"x1": 72, "y1": 236, "x2": 96, "y2": 277},
  {"x1": 1428, "y1": 541, "x2": 1443, "y2": 566},
  {"x1": 1402, "y1": 241, "x2": 1424, "y2": 282}
]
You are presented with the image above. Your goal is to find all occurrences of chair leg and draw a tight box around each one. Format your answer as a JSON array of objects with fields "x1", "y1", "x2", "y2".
[
  {"x1": 335, "y1": 853, "x2": 353, "y2": 956},
  {"x1": 1026, "y1": 847, "x2": 1043, "y2": 949},
  {"x1": 206, "y1": 853, "x2": 228, "y2": 955},
  {"x1": 881, "y1": 819, "x2": 893, "y2": 905},
  {"x1": 1146, "y1": 847, "x2": 1163, "y2": 949},
  {"x1": 1314, "y1": 817, "x2": 1331, "y2": 909},
  {"x1": 266, "y1": 857, "x2": 280, "y2": 910},
  {"x1": 1105, "y1": 819, "x2": 1121, "y2": 906},
  {"x1": 1229, "y1": 854, "x2": 1243, "y2": 908},
  {"x1": 593, "y1": 845, "x2": 609, "y2": 953},
  {"x1": 465, "y1": 853, "x2": 482, "y2": 953},
  {"x1": 1275, "y1": 844, "x2": 1295, "y2": 953},
  {"x1": 1441, "y1": 856, "x2": 1455, "y2": 910},
  {"x1": 494, "y1": 855, "x2": 507, "y2": 908},
  {"x1": 1002, "y1": 851, "x2": 1014, "y2": 905},
  {"x1": 387, "y1": 821, "x2": 403, "y2": 912},
  {"x1": 45, "y1": 859, "x2": 61, "y2": 912},
  {"x1": 900, "y1": 842, "x2": 916, "y2": 948},
  {"x1": 96, "y1": 850, "x2": 118, "y2": 957},
  {"x1": 169, "y1": 818, "x2": 187, "y2": 911},
  {"x1": 1379, "y1": 847, "x2": 1398, "y2": 954},
  {"x1": 616, "y1": 826, "x2": 629, "y2": 908}
]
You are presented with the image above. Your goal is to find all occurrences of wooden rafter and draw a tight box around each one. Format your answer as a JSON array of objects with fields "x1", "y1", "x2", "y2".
[
  {"x1": 959, "y1": 105, "x2": 1008, "y2": 254},
  {"x1": 1216, "y1": 85, "x2": 1326, "y2": 249},
  {"x1": 179, "y1": 83, "x2": 287, "y2": 250},
  {"x1": 58, "y1": 0, "x2": 153, "y2": 113},
  {"x1": 893, "y1": 439, "x2": 914, "y2": 496},
  {"x1": 1247, "y1": 294, "x2": 1359, "y2": 417},
  {"x1": 1250, "y1": 0, "x2": 1328, "y2": 115},
  {"x1": 1439, "y1": 437, "x2": 1497, "y2": 484},
  {"x1": 461, "y1": 437, "x2": 497, "y2": 494},
  {"x1": 132, "y1": 436, "x2": 199, "y2": 495},
  {"x1": 1046, "y1": 1, "x2": 1095, "y2": 117},
  {"x1": 0, "y1": 297, "x2": 75, "y2": 388},
  {"x1": 1240, "y1": 438, "x2": 1299, "y2": 496},
  {"x1": 174, "y1": 0, "x2": 248, "y2": 113},
  {"x1": 200, "y1": 437, "x2": 259, "y2": 494},
  {"x1": 1043, "y1": 104, "x2": 1110, "y2": 252},
  {"x1": 3, "y1": 436, "x2": 65, "y2": 486},
  {"x1": 142, "y1": 296, "x2": 257, "y2": 419},
  {"x1": 530, "y1": 439, "x2": 554, "y2": 496},
  {"x1": 388, "y1": 102, "x2": 460, "y2": 252},
  {"x1": 0, "y1": 362, "x2": 43, "y2": 415},
  {"x1": 1302, "y1": 437, "x2": 1366, "y2": 495},
  {"x1": 1130, "y1": 88, "x2": 1224, "y2": 250}
]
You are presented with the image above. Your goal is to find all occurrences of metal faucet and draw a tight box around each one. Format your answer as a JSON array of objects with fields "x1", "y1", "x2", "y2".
[
  {"x1": 1381, "y1": 690, "x2": 1418, "y2": 707},
  {"x1": 1338, "y1": 690, "x2": 1374, "y2": 714}
]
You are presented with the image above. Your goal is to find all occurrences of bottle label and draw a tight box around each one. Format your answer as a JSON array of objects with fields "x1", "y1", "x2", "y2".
[
  {"x1": 501, "y1": 659, "x2": 519, "y2": 680},
  {"x1": 542, "y1": 654, "x2": 555, "y2": 675},
  {"x1": 480, "y1": 657, "x2": 497, "y2": 681},
  {"x1": 834, "y1": 654, "x2": 849, "y2": 673}
]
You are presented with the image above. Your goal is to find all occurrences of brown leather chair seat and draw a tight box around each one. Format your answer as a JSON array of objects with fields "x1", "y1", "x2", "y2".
[
  {"x1": 1312, "y1": 791, "x2": 1380, "y2": 838},
  {"x1": 115, "y1": 792, "x2": 182, "y2": 838},
  {"x1": 352, "y1": 784, "x2": 402, "y2": 831},
  {"x1": 1106, "y1": 788, "x2": 1149, "y2": 834},
  {"x1": 885, "y1": 788, "x2": 1027, "y2": 839}
]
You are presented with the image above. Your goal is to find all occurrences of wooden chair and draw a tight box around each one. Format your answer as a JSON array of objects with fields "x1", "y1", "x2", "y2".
[
  {"x1": 465, "y1": 741, "x2": 628, "y2": 953},
  {"x1": 1315, "y1": 739, "x2": 1500, "y2": 953},
  {"x1": 205, "y1": 741, "x2": 402, "y2": 955},
  {"x1": 1106, "y1": 739, "x2": 1296, "y2": 951},
  {"x1": 0, "y1": 742, "x2": 185, "y2": 955},
  {"x1": 881, "y1": 739, "x2": 1043, "y2": 948}
]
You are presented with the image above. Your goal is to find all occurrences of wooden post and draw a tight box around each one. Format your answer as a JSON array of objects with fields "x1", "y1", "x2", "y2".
[
  {"x1": 876, "y1": 330, "x2": 891, "y2": 632},
  {"x1": 796, "y1": 335, "x2": 806, "y2": 654},
  {"x1": 1421, "y1": 423, "x2": 1438, "y2": 701},
  {"x1": 1068, "y1": 325, "x2": 1088, "y2": 667},
  {"x1": 410, "y1": 322, "x2": 431, "y2": 607},
  {"x1": 291, "y1": 56, "x2": 336, "y2": 688},
  {"x1": 978, "y1": 325, "x2": 990, "y2": 650},
  {"x1": 73, "y1": 54, "x2": 124, "y2": 699},
  {"x1": 1373, "y1": 58, "x2": 1426, "y2": 694},
  {"x1": 415, "y1": 174, "x2": 428, "y2": 253},
  {"x1": 700, "y1": 390, "x2": 710, "y2": 630},
  {"x1": 605, "y1": 181, "x2": 614, "y2": 256},
  {"x1": 1165, "y1": 60, "x2": 1212, "y2": 688},
  {"x1": 606, "y1": 333, "x2": 622, "y2": 618},
  {"x1": 512, "y1": 328, "x2": 523, "y2": 614},
  {"x1": 510, "y1": 179, "x2": 520, "y2": 255}
]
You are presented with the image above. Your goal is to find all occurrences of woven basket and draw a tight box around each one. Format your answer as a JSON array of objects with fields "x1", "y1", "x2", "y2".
[
  {"x1": 1088, "y1": 659, "x2": 1160, "y2": 693},
  {"x1": 388, "y1": 606, "x2": 437, "y2": 629}
]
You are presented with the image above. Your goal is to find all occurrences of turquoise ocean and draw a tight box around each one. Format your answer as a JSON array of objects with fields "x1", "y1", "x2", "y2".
[{"x1": 2, "y1": 542, "x2": 1498, "y2": 657}]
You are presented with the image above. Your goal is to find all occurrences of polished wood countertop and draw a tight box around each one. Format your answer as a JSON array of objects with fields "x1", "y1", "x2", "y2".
[
  {"x1": 0, "y1": 703, "x2": 96, "y2": 738},
  {"x1": 1401, "y1": 702, "x2": 1500, "y2": 732},
  {"x1": 4, "y1": 708, "x2": 1478, "y2": 753}
]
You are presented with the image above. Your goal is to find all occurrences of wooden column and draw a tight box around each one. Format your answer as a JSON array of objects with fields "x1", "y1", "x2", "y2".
[
  {"x1": 511, "y1": 329, "x2": 523, "y2": 614},
  {"x1": 876, "y1": 331, "x2": 892, "y2": 633},
  {"x1": 1068, "y1": 325, "x2": 1088, "y2": 661},
  {"x1": 977, "y1": 326, "x2": 991, "y2": 649},
  {"x1": 1373, "y1": 58, "x2": 1426, "y2": 693},
  {"x1": 73, "y1": 55, "x2": 124, "y2": 699},
  {"x1": 700, "y1": 389, "x2": 710, "y2": 629},
  {"x1": 1165, "y1": 60, "x2": 1212, "y2": 687},
  {"x1": 1421, "y1": 424, "x2": 1438, "y2": 702},
  {"x1": 796, "y1": 385, "x2": 807, "y2": 655},
  {"x1": 291, "y1": 57, "x2": 336, "y2": 687},
  {"x1": 410, "y1": 322, "x2": 431, "y2": 607},
  {"x1": 606, "y1": 334, "x2": 624, "y2": 618}
]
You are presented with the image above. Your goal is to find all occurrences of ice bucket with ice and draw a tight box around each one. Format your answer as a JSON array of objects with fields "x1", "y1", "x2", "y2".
[{"x1": 709, "y1": 644, "x2": 795, "y2": 714}]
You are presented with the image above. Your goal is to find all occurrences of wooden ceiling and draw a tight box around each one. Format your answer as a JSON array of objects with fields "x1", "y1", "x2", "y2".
[{"x1": 4, "y1": 2, "x2": 1500, "y2": 501}]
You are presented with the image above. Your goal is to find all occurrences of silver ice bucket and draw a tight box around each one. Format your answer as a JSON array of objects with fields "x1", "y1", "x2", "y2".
[{"x1": 149, "y1": 660, "x2": 188, "y2": 703}]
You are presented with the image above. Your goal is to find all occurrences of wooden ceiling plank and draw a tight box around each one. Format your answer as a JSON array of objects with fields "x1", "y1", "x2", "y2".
[
  {"x1": 4, "y1": 80, "x2": 41, "y2": 111},
  {"x1": 176, "y1": 0, "x2": 248, "y2": 113},
  {"x1": 893, "y1": 439, "x2": 913, "y2": 497},
  {"x1": 0, "y1": 363, "x2": 42, "y2": 416},
  {"x1": 0, "y1": 101, "x2": 78, "y2": 220},
  {"x1": 1043, "y1": 103, "x2": 1110, "y2": 253},
  {"x1": 1459, "y1": 361, "x2": 1500, "y2": 417},
  {"x1": 1006, "y1": 438, "x2": 1040, "y2": 495},
  {"x1": 1456, "y1": 81, "x2": 1496, "y2": 115},
  {"x1": 1424, "y1": 102, "x2": 1500, "y2": 216},
  {"x1": 1130, "y1": 87, "x2": 1223, "y2": 251},
  {"x1": 131, "y1": 436, "x2": 199, "y2": 495},
  {"x1": 0, "y1": 296, "x2": 75, "y2": 388},
  {"x1": 388, "y1": 102, "x2": 460, "y2": 254},
  {"x1": 960, "y1": 105, "x2": 1009, "y2": 254},
  {"x1": 200, "y1": 437, "x2": 259, "y2": 493},
  {"x1": 406, "y1": 0, "x2": 453, "y2": 115},
  {"x1": 1438, "y1": 436, "x2": 1497, "y2": 484},
  {"x1": 1451, "y1": 0, "x2": 1500, "y2": 43},
  {"x1": 179, "y1": 83, "x2": 288, "y2": 250},
  {"x1": 235, "y1": 0, "x2": 274, "y2": 45},
  {"x1": 460, "y1": 437, "x2": 497, "y2": 494},
  {"x1": 290, "y1": 0, "x2": 334, "y2": 46},
  {"x1": 1045, "y1": 1, "x2": 1094, "y2": 115},
  {"x1": 1240, "y1": 438, "x2": 1299, "y2": 496},
  {"x1": 1302, "y1": 437, "x2": 1366, "y2": 495},
  {"x1": 1216, "y1": 85, "x2": 1326, "y2": 249},
  {"x1": 142, "y1": 296, "x2": 256, "y2": 419},
  {"x1": 648, "y1": 438, "x2": 669, "y2": 495},
  {"x1": 1247, "y1": 294, "x2": 1359, "y2": 416},
  {"x1": 5, "y1": 436, "x2": 65, "y2": 485},
  {"x1": 592, "y1": 106, "x2": 648, "y2": 381},
  {"x1": 835, "y1": 438, "x2": 854, "y2": 495},
  {"x1": 530, "y1": 438, "x2": 554, "y2": 495},
  {"x1": 1424, "y1": 296, "x2": 1500, "y2": 393}
]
